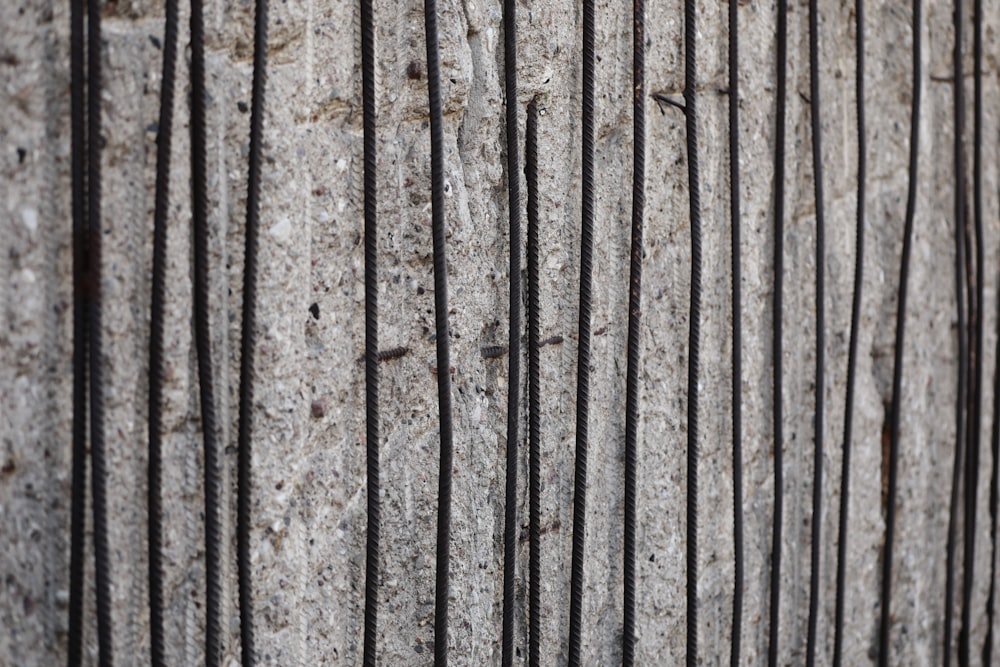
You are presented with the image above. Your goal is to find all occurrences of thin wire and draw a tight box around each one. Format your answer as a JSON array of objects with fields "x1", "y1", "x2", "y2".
[
  {"x1": 768, "y1": 0, "x2": 787, "y2": 664},
  {"x1": 833, "y1": 0, "x2": 865, "y2": 663},
  {"x1": 189, "y1": 1, "x2": 223, "y2": 662},
  {"x1": 944, "y1": 0, "x2": 968, "y2": 662},
  {"x1": 805, "y1": 0, "x2": 826, "y2": 662},
  {"x1": 360, "y1": 0, "x2": 379, "y2": 658},
  {"x1": 568, "y1": 0, "x2": 596, "y2": 659},
  {"x1": 985, "y1": 189, "x2": 1000, "y2": 666},
  {"x1": 525, "y1": 98, "x2": 541, "y2": 667},
  {"x1": 960, "y1": 0, "x2": 983, "y2": 662},
  {"x1": 423, "y1": 0, "x2": 455, "y2": 660},
  {"x1": 67, "y1": 0, "x2": 88, "y2": 661},
  {"x1": 878, "y1": 2, "x2": 921, "y2": 664},
  {"x1": 727, "y1": 1, "x2": 744, "y2": 664},
  {"x1": 622, "y1": 0, "x2": 644, "y2": 659},
  {"x1": 684, "y1": 0, "x2": 700, "y2": 662},
  {"x1": 236, "y1": 0, "x2": 268, "y2": 663},
  {"x1": 147, "y1": 0, "x2": 180, "y2": 660},
  {"x1": 86, "y1": 0, "x2": 113, "y2": 661},
  {"x1": 501, "y1": 0, "x2": 522, "y2": 658}
]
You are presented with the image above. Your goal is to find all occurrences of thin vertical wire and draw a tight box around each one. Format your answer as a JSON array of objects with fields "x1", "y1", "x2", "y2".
[
  {"x1": 501, "y1": 0, "x2": 522, "y2": 659},
  {"x1": 68, "y1": 0, "x2": 88, "y2": 662},
  {"x1": 985, "y1": 201, "x2": 1000, "y2": 666},
  {"x1": 360, "y1": 0, "x2": 379, "y2": 658},
  {"x1": 622, "y1": 0, "x2": 644, "y2": 658},
  {"x1": 833, "y1": 0, "x2": 866, "y2": 664},
  {"x1": 525, "y1": 98, "x2": 541, "y2": 667},
  {"x1": 68, "y1": 12, "x2": 89, "y2": 667},
  {"x1": 568, "y1": 0, "x2": 596, "y2": 659},
  {"x1": 944, "y1": 0, "x2": 968, "y2": 662},
  {"x1": 86, "y1": 0, "x2": 113, "y2": 662},
  {"x1": 727, "y1": 2, "x2": 744, "y2": 664},
  {"x1": 236, "y1": 0, "x2": 268, "y2": 663},
  {"x1": 189, "y1": 0, "x2": 223, "y2": 661},
  {"x1": 423, "y1": 0, "x2": 455, "y2": 660},
  {"x1": 147, "y1": 0, "x2": 180, "y2": 661},
  {"x1": 768, "y1": 0, "x2": 787, "y2": 664},
  {"x1": 684, "y1": 0, "x2": 700, "y2": 663},
  {"x1": 960, "y1": 0, "x2": 983, "y2": 662},
  {"x1": 878, "y1": 2, "x2": 921, "y2": 664},
  {"x1": 805, "y1": 0, "x2": 826, "y2": 662}
]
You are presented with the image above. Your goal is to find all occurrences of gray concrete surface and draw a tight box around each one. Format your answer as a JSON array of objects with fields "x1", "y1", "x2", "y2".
[{"x1": 3, "y1": 0, "x2": 1000, "y2": 664}]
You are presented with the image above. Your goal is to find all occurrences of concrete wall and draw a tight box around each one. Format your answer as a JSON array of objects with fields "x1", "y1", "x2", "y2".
[{"x1": 3, "y1": 0, "x2": 1000, "y2": 664}]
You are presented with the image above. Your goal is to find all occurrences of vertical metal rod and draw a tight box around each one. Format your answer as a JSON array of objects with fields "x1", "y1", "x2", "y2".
[
  {"x1": 944, "y1": 0, "x2": 968, "y2": 662},
  {"x1": 86, "y1": 0, "x2": 112, "y2": 661},
  {"x1": 525, "y1": 97, "x2": 542, "y2": 667},
  {"x1": 236, "y1": 0, "x2": 269, "y2": 662},
  {"x1": 727, "y1": 1, "x2": 744, "y2": 664},
  {"x1": 805, "y1": 0, "x2": 827, "y2": 661},
  {"x1": 189, "y1": 0, "x2": 224, "y2": 660},
  {"x1": 622, "y1": 0, "x2": 645, "y2": 658},
  {"x1": 501, "y1": 0, "x2": 523, "y2": 656},
  {"x1": 960, "y1": 0, "x2": 984, "y2": 661},
  {"x1": 568, "y1": 0, "x2": 596, "y2": 659},
  {"x1": 684, "y1": 0, "x2": 701, "y2": 663},
  {"x1": 68, "y1": 0, "x2": 89, "y2": 661},
  {"x1": 879, "y1": 3, "x2": 922, "y2": 665},
  {"x1": 833, "y1": 0, "x2": 866, "y2": 663},
  {"x1": 361, "y1": 0, "x2": 379, "y2": 659},
  {"x1": 423, "y1": 0, "x2": 456, "y2": 660},
  {"x1": 768, "y1": 0, "x2": 788, "y2": 663},
  {"x1": 147, "y1": 0, "x2": 181, "y2": 660}
]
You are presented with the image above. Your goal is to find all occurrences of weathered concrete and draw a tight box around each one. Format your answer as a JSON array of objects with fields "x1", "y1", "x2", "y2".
[{"x1": 3, "y1": 0, "x2": 1000, "y2": 664}]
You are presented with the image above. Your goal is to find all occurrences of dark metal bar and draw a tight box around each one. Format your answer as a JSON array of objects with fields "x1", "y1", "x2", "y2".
[
  {"x1": 236, "y1": 0, "x2": 269, "y2": 663},
  {"x1": 68, "y1": 0, "x2": 88, "y2": 661},
  {"x1": 960, "y1": 0, "x2": 984, "y2": 661},
  {"x1": 361, "y1": 0, "x2": 379, "y2": 658},
  {"x1": 944, "y1": 0, "x2": 968, "y2": 662},
  {"x1": 501, "y1": 0, "x2": 523, "y2": 656},
  {"x1": 728, "y1": 1, "x2": 744, "y2": 664},
  {"x1": 684, "y1": 0, "x2": 701, "y2": 662},
  {"x1": 423, "y1": 0, "x2": 456, "y2": 659},
  {"x1": 622, "y1": 0, "x2": 645, "y2": 657},
  {"x1": 86, "y1": 0, "x2": 112, "y2": 661},
  {"x1": 768, "y1": 0, "x2": 788, "y2": 663},
  {"x1": 806, "y1": 0, "x2": 827, "y2": 661},
  {"x1": 568, "y1": 0, "x2": 596, "y2": 658},
  {"x1": 833, "y1": 0, "x2": 866, "y2": 663},
  {"x1": 147, "y1": 0, "x2": 181, "y2": 660},
  {"x1": 525, "y1": 97, "x2": 542, "y2": 667}
]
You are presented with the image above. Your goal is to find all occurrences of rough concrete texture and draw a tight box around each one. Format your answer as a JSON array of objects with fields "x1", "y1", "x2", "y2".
[{"x1": 4, "y1": 0, "x2": 1000, "y2": 664}]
